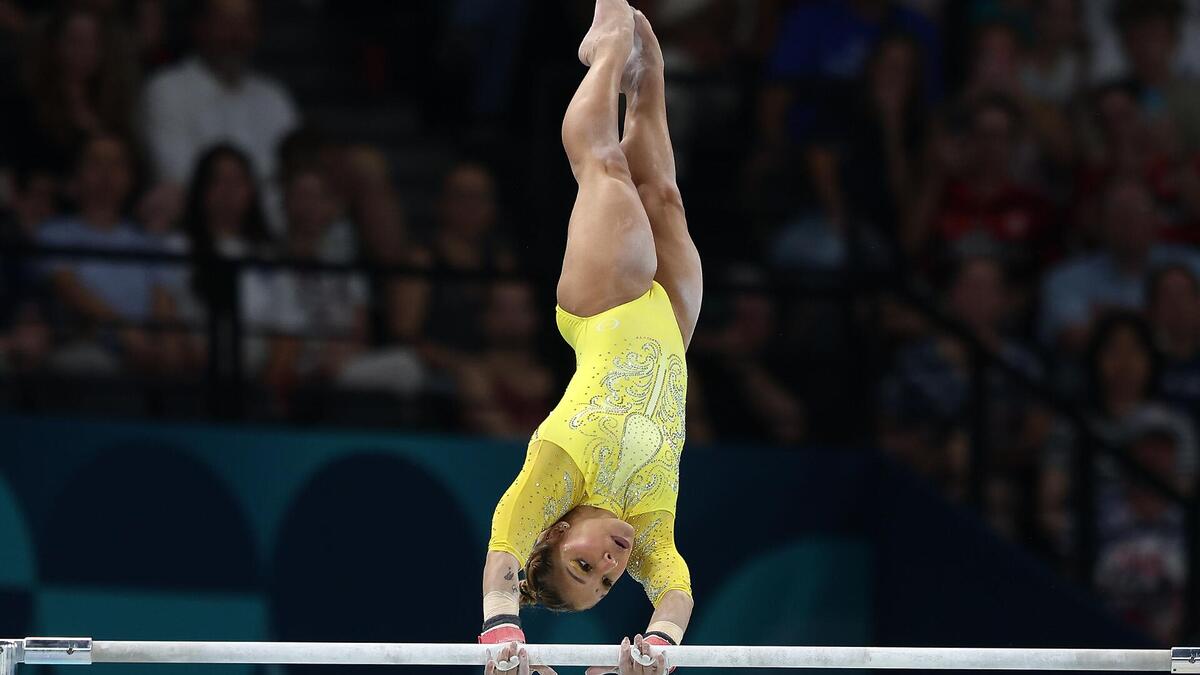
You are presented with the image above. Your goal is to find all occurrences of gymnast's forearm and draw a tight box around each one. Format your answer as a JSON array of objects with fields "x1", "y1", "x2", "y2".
[
  {"x1": 646, "y1": 589, "x2": 693, "y2": 644},
  {"x1": 482, "y1": 551, "x2": 521, "y2": 608},
  {"x1": 479, "y1": 551, "x2": 524, "y2": 643}
]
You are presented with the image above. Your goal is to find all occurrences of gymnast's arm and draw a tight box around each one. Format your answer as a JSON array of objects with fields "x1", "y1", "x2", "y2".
[
  {"x1": 481, "y1": 440, "x2": 583, "y2": 643},
  {"x1": 626, "y1": 511, "x2": 694, "y2": 645}
]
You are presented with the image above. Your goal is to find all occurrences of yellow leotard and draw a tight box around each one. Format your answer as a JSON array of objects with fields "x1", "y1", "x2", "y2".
[{"x1": 488, "y1": 281, "x2": 692, "y2": 606}]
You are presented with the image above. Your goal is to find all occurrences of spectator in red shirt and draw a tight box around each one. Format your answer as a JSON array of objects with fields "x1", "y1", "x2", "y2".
[
  {"x1": 907, "y1": 95, "x2": 1057, "y2": 277},
  {"x1": 1076, "y1": 80, "x2": 1200, "y2": 246}
]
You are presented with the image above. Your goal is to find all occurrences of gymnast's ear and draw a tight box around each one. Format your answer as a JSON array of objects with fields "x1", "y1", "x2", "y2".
[{"x1": 537, "y1": 521, "x2": 570, "y2": 545}]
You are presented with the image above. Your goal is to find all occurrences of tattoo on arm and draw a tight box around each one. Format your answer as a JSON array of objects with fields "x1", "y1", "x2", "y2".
[{"x1": 504, "y1": 568, "x2": 515, "y2": 581}]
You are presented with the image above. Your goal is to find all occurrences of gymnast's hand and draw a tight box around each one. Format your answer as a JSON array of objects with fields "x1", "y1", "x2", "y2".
[
  {"x1": 485, "y1": 642, "x2": 557, "y2": 675},
  {"x1": 585, "y1": 635, "x2": 670, "y2": 675}
]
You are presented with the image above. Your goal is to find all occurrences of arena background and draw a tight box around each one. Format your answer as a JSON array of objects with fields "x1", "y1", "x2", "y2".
[{"x1": 2, "y1": 0, "x2": 1200, "y2": 667}]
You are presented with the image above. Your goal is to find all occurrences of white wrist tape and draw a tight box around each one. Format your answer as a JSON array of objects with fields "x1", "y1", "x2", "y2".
[
  {"x1": 647, "y1": 620, "x2": 685, "y2": 645},
  {"x1": 483, "y1": 590, "x2": 520, "y2": 620}
]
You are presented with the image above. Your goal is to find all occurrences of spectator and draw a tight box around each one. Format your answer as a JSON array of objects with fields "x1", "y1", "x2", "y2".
[
  {"x1": 1109, "y1": 0, "x2": 1200, "y2": 153},
  {"x1": 163, "y1": 143, "x2": 275, "y2": 371},
  {"x1": 1094, "y1": 406, "x2": 1195, "y2": 643},
  {"x1": 141, "y1": 0, "x2": 298, "y2": 185},
  {"x1": 962, "y1": 19, "x2": 1076, "y2": 173},
  {"x1": 1084, "y1": 0, "x2": 1200, "y2": 83},
  {"x1": 1038, "y1": 314, "x2": 1195, "y2": 555},
  {"x1": 760, "y1": 0, "x2": 942, "y2": 149},
  {"x1": 906, "y1": 95, "x2": 1056, "y2": 274},
  {"x1": 1147, "y1": 264, "x2": 1200, "y2": 415},
  {"x1": 1041, "y1": 179, "x2": 1200, "y2": 350},
  {"x1": 2, "y1": 7, "x2": 137, "y2": 181},
  {"x1": 275, "y1": 126, "x2": 357, "y2": 254},
  {"x1": 691, "y1": 268, "x2": 806, "y2": 445},
  {"x1": 336, "y1": 145, "x2": 425, "y2": 346},
  {"x1": 457, "y1": 280, "x2": 555, "y2": 438},
  {"x1": 37, "y1": 133, "x2": 176, "y2": 373},
  {"x1": 1, "y1": 166, "x2": 59, "y2": 242},
  {"x1": 1075, "y1": 81, "x2": 1200, "y2": 246},
  {"x1": 650, "y1": 0, "x2": 748, "y2": 181},
  {"x1": 879, "y1": 254, "x2": 1046, "y2": 523},
  {"x1": 795, "y1": 33, "x2": 927, "y2": 266},
  {"x1": 409, "y1": 161, "x2": 516, "y2": 372},
  {"x1": 1021, "y1": 0, "x2": 1087, "y2": 107},
  {"x1": 255, "y1": 165, "x2": 368, "y2": 406}
]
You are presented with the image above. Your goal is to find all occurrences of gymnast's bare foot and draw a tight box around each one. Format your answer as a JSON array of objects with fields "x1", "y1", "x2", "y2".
[
  {"x1": 623, "y1": 10, "x2": 663, "y2": 97},
  {"x1": 577, "y1": 0, "x2": 636, "y2": 69}
]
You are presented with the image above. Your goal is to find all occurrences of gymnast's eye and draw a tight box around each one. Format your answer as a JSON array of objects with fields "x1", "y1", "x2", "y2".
[{"x1": 578, "y1": 559, "x2": 591, "y2": 572}]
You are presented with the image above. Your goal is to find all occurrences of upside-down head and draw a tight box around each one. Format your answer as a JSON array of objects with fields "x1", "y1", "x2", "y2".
[{"x1": 520, "y1": 515, "x2": 636, "y2": 612}]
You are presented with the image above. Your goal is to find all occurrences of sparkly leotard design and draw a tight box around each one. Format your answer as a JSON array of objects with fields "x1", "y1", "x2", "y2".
[{"x1": 488, "y1": 281, "x2": 692, "y2": 605}]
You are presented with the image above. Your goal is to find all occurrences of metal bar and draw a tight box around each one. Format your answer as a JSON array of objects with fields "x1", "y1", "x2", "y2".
[
  {"x1": 23, "y1": 639, "x2": 92, "y2": 664},
  {"x1": 0, "y1": 640, "x2": 1170, "y2": 670},
  {"x1": 0, "y1": 641, "x2": 19, "y2": 675}
]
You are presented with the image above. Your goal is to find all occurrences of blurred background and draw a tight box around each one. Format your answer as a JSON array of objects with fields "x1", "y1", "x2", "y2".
[{"x1": 1, "y1": 0, "x2": 1199, "y2": 666}]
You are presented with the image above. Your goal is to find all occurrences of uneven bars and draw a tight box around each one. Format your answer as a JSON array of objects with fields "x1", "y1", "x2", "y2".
[{"x1": 4, "y1": 639, "x2": 1199, "y2": 671}]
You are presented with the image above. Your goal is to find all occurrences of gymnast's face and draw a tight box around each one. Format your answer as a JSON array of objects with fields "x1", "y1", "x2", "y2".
[{"x1": 551, "y1": 517, "x2": 636, "y2": 610}]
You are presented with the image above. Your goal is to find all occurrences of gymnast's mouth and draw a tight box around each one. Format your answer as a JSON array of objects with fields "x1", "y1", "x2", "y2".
[{"x1": 612, "y1": 535, "x2": 631, "y2": 550}]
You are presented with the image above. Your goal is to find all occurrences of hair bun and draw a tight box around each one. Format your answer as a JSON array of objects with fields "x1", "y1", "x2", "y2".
[{"x1": 517, "y1": 578, "x2": 538, "y2": 607}]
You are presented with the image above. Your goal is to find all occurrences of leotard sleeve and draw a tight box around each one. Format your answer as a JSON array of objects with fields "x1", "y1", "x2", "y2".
[
  {"x1": 488, "y1": 439, "x2": 585, "y2": 567},
  {"x1": 626, "y1": 510, "x2": 692, "y2": 606}
]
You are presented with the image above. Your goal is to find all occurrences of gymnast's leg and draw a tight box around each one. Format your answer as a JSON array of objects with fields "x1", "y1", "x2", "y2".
[
  {"x1": 620, "y1": 11, "x2": 703, "y2": 347},
  {"x1": 557, "y1": 0, "x2": 657, "y2": 318}
]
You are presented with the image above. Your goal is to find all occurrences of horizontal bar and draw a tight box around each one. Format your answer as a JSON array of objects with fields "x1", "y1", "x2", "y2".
[
  {"x1": 23, "y1": 638, "x2": 92, "y2": 665},
  {"x1": 8, "y1": 640, "x2": 1163, "y2": 670}
]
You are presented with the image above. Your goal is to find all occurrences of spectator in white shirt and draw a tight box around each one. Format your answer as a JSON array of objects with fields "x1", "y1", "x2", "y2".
[
  {"x1": 1040, "y1": 179, "x2": 1200, "y2": 351},
  {"x1": 257, "y1": 165, "x2": 368, "y2": 406},
  {"x1": 140, "y1": 0, "x2": 298, "y2": 187}
]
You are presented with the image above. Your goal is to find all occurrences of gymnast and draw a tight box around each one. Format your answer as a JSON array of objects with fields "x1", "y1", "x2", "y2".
[{"x1": 479, "y1": 1, "x2": 702, "y2": 674}]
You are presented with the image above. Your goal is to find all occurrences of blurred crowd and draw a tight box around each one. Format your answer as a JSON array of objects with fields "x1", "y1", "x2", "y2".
[{"x1": 2, "y1": 0, "x2": 1200, "y2": 642}]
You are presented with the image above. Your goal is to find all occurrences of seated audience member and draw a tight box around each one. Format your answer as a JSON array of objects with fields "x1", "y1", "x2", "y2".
[
  {"x1": 1108, "y1": 0, "x2": 1200, "y2": 154},
  {"x1": 1041, "y1": 179, "x2": 1200, "y2": 351},
  {"x1": 254, "y1": 166, "x2": 368, "y2": 405},
  {"x1": 760, "y1": 0, "x2": 942, "y2": 148},
  {"x1": 3, "y1": 7, "x2": 137, "y2": 182},
  {"x1": 408, "y1": 161, "x2": 517, "y2": 371},
  {"x1": 1084, "y1": 0, "x2": 1200, "y2": 83},
  {"x1": 1094, "y1": 406, "x2": 1195, "y2": 644},
  {"x1": 1075, "y1": 81, "x2": 1200, "y2": 244},
  {"x1": 1039, "y1": 313, "x2": 1194, "y2": 557},
  {"x1": 690, "y1": 268, "x2": 806, "y2": 445},
  {"x1": 1148, "y1": 264, "x2": 1200, "y2": 415},
  {"x1": 959, "y1": 20, "x2": 1074, "y2": 171},
  {"x1": 906, "y1": 95, "x2": 1056, "y2": 274},
  {"x1": 457, "y1": 280, "x2": 555, "y2": 438},
  {"x1": 141, "y1": 0, "x2": 298, "y2": 185},
  {"x1": 38, "y1": 133, "x2": 177, "y2": 373},
  {"x1": 1, "y1": 166, "x2": 59, "y2": 242},
  {"x1": 273, "y1": 126, "x2": 358, "y2": 254},
  {"x1": 162, "y1": 143, "x2": 276, "y2": 371},
  {"x1": 800, "y1": 33, "x2": 928, "y2": 265},
  {"x1": 337, "y1": 145, "x2": 425, "y2": 346},
  {"x1": 879, "y1": 254, "x2": 1046, "y2": 522},
  {"x1": 1021, "y1": 0, "x2": 1086, "y2": 107}
]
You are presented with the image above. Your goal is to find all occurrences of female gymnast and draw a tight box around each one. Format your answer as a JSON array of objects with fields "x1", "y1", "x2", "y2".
[{"x1": 479, "y1": 1, "x2": 702, "y2": 673}]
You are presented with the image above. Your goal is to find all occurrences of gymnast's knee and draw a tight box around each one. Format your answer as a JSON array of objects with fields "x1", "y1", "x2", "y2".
[
  {"x1": 565, "y1": 143, "x2": 634, "y2": 184},
  {"x1": 637, "y1": 181, "x2": 685, "y2": 215}
]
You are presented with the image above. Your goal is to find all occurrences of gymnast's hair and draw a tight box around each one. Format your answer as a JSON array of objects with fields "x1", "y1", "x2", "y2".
[{"x1": 520, "y1": 534, "x2": 574, "y2": 612}]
